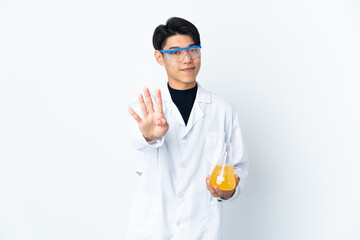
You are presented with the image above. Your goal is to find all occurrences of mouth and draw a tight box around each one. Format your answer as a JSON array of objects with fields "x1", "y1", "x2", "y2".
[{"x1": 180, "y1": 67, "x2": 195, "y2": 72}]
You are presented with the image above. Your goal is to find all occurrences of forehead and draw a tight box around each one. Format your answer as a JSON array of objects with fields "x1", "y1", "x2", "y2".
[{"x1": 163, "y1": 34, "x2": 195, "y2": 49}]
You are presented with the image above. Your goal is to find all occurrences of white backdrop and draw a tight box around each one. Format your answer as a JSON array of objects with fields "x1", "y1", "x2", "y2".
[{"x1": 1, "y1": 0, "x2": 359, "y2": 239}]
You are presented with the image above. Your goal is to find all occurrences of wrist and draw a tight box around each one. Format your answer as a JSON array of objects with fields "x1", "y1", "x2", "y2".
[{"x1": 144, "y1": 136, "x2": 155, "y2": 141}]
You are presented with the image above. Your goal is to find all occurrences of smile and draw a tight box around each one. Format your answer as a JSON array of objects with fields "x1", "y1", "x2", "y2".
[{"x1": 180, "y1": 67, "x2": 195, "y2": 72}]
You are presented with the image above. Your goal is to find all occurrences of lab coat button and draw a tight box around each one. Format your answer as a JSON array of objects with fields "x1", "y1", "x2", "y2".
[
  {"x1": 177, "y1": 192, "x2": 184, "y2": 198},
  {"x1": 179, "y1": 162, "x2": 186, "y2": 168},
  {"x1": 176, "y1": 220, "x2": 181, "y2": 225}
]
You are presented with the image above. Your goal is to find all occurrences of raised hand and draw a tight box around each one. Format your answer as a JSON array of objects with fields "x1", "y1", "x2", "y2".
[{"x1": 128, "y1": 88, "x2": 169, "y2": 141}]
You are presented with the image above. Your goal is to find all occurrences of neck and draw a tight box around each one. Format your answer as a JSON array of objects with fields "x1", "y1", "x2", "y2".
[{"x1": 168, "y1": 80, "x2": 196, "y2": 90}]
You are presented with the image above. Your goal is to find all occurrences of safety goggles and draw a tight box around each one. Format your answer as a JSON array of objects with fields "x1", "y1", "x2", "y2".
[{"x1": 159, "y1": 46, "x2": 202, "y2": 62}]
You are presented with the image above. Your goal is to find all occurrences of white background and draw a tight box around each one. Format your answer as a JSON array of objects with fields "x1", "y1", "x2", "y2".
[{"x1": 1, "y1": 0, "x2": 359, "y2": 239}]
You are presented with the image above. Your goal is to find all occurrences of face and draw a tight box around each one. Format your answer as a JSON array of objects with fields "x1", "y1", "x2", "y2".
[{"x1": 154, "y1": 34, "x2": 201, "y2": 90}]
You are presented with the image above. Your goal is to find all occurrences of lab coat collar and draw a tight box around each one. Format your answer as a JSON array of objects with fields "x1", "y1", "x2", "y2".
[
  {"x1": 161, "y1": 82, "x2": 210, "y2": 135},
  {"x1": 161, "y1": 82, "x2": 211, "y2": 104}
]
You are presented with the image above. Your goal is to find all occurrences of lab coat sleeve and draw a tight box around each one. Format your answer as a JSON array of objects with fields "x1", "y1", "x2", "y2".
[
  {"x1": 126, "y1": 100, "x2": 165, "y2": 152},
  {"x1": 220, "y1": 111, "x2": 249, "y2": 202}
]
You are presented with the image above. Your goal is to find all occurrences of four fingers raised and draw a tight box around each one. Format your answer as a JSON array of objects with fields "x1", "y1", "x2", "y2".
[
  {"x1": 129, "y1": 88, "x2": 166, "y2": 125},
  {"x1": 131, "y1": 88, "x2": 164, "y2": 115}
]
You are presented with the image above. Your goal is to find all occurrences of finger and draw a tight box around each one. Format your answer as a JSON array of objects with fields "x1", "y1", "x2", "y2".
[
  {"x1": 155, "y1": 89, "x2": 163, "y2": 113},
  {"x1": 206, "y1": 178, "x2": 214, "y2": 192},
  {"x1": 235, "y1": 174, "x2": 240, "y2": 187},
  {"x1": 155, "y1": 118, "x2": 164, "y2": 126},
  {"x1": 206, "y1": 178, "x2": 218, "y2": 197},
  {"x1": 138, "y1": 94, "x2": 148, "y2": 117},
  {"x1": 213, "y1": 185, "x2": 224, "y2": 195},
  {"x1": 128, "y1": 107, "x2": 142, "y2": 123},
  {"x1": 144, "y1": 88, "x2": 154, "y2": 113},
  {"x1": 155, "y1": 118, "x2": 167, "y2": 126}
]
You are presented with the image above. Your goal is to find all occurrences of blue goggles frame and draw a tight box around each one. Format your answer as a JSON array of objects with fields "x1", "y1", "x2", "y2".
[{"x1": 159, "y1": 45, "x2": 202, "y2": 54}]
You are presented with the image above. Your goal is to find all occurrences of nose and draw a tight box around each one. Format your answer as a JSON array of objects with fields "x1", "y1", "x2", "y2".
[{"x1": 182, "y1": 53, "x2": 192, "y2": 63}]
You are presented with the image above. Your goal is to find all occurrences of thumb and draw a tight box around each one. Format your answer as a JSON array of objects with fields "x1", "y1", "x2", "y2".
[
  {"x1": 235, "y1": 174, "x2": 240, "y2": 186},
  {"x1": 156, "y1": 118, "x2": 167, "y2": 126}
]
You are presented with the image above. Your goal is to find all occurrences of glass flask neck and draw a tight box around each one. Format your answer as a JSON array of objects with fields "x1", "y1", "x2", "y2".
[{"x1": 221, "y1": 142, "x2": 233, "y2": 165}]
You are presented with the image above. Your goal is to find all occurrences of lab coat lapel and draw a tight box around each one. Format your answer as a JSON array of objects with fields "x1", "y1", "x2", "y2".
[
  {"x1": 161, "y1": 85, "x2": 186, "y2": 127},
  {"x1": 172, "y1": 104, "x2": 186, "y2": 126},
  {"x1": 183, "y1": 84, "x2": 211, "y2": 137},
  {"x1": 183, "y1": 101, "x2": 203, "y2": 137},
  {"x1": 161, "y1": 83, "x2": 211, "y2": 133}
]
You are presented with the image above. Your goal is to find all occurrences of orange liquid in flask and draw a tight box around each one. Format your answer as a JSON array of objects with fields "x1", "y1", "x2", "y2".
[{"x1": 210, "y1": 164, "x2": 236, "y2": 191}]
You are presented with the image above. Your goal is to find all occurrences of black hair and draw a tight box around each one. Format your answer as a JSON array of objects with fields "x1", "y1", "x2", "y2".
[{"x1": 152, "y1": 17, "x2": 201, "y2": 50}]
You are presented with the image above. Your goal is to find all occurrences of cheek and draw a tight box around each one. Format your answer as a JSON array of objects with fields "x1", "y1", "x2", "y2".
[
  {"x1": 194, "y1": 59, "x2": 201, "y2": 70},
  {"x1": 195, "y1": 61, "x2": 201, "y2": 73},
  {"x1": 168, "y1": 64, "x2": 179, "y2": 73},
  {"x1": 164, "y1": 64, "x2": 179, "y2": 76}
]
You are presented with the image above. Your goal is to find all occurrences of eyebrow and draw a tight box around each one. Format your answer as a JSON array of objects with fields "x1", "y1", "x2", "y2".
[{"x1": 168, "y1": 43, "x2": 196, "y2": 50}]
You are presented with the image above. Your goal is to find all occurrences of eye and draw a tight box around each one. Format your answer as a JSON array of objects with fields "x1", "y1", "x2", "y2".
[
  {"x1": 189, "y1": 48, "x2": 199, "y2": 53},
  {"x1": 169, "y1": 51, "x2": 180, "y2": 55}
]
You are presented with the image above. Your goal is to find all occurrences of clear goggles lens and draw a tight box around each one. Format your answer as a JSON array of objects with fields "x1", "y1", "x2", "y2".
[{"x1": 160, "y1": 46, "x2": 201, "y2": 62}]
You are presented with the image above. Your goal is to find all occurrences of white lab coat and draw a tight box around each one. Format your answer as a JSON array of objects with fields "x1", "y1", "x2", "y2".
[{"x1": 126, "y1": 83, "x2": 249, "y2": 240}]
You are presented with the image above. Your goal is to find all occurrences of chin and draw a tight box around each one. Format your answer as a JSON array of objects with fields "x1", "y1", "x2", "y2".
[
  {"x1": 181, "y1": 76, "x2": 196, "y2": 83},
  {"x1": 184, "y1": 80, "x2": 196, "y2": 84}
]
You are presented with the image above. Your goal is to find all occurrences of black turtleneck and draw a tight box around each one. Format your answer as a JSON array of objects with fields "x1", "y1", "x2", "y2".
[{"x1": 168, "y1": 83, "x2": 198, "y2": 126}]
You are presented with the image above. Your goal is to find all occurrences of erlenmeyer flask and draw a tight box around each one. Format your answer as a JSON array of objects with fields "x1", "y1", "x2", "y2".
[{"x1": 209, "y1": 143, "x2": 236, "y2": 191}]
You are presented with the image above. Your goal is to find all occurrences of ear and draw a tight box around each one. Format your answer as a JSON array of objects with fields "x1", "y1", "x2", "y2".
[{"x1": 154, "y1": 50, "x2": 165, "y2": 66}]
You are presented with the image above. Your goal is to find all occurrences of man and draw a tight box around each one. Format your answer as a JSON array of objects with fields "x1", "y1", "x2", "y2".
[{"x1": 126, "y1": 17, "x2": 249, "y2": 240}]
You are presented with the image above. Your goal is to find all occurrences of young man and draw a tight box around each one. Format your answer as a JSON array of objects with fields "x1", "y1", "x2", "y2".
[{"x1": 126, "y1": 17, "x2": 249, "y2": 240}]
